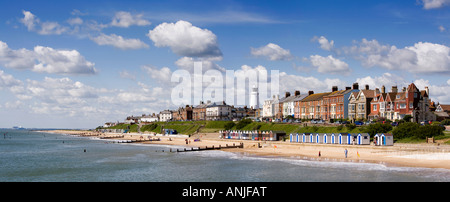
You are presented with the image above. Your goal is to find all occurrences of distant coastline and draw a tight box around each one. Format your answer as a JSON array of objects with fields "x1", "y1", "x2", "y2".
[{"x1": 39, "y1": 129, "x2": 450, "y2": 170}]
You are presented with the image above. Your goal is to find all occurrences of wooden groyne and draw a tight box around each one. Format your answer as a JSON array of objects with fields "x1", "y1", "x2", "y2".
[
  {"x1": 113, "y1": 138, "x2": 161, "y2": 144},
  {"x1": 158, "y1": 143, "x2": 244, "y2": 153}
]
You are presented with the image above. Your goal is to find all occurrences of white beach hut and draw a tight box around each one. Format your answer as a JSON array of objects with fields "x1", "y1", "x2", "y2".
[
  {"x1": 309, "y1": 133, "x2": 314, "y2": 143},
  {"x1": 374, "y1": 133, "x2": 394, "y2": 146},
  {"x1": 315, "y1": 133, "x2": 324, "y2": 144},
  {"x1": 330, "y1": 133, "x2": 336, "y2": 144},
  {"x1": 338, "y1": 133, "x2": 349, "y2": 145},
  {"x1": 357, "y1": 133, "x2": 370, "y2": 145},
  {"x1": 290, "y1": 133, "x2": 294, "y2": 142}
]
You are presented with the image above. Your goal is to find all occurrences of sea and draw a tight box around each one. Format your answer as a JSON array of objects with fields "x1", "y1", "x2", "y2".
[{"x1": 1, "y1": 129, "x2": 450, "y2": 182}]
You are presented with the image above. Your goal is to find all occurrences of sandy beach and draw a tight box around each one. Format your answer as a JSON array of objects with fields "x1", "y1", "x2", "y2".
[{"x1": 40, "y1": 130, "x2": 450, "y2": 170}]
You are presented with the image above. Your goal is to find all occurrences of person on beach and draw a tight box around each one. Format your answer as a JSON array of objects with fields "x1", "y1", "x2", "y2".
[
  {"x1": 344, "y1": 148, "x2": 348, "y2": 158},
  {"x1": 318, "y1": 151, "x2": 321, "y2": 157}
]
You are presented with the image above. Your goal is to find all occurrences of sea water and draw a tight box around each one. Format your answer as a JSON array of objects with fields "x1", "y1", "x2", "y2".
[{"x1": 1, "y1": 129, "x2": 449, "y2": 182}]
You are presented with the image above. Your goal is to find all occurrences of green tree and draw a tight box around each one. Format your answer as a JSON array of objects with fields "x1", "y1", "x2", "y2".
[
  {"x1": 392, "y1": 122, "x2": 419, "y2": 139},
  {"x1": 363, "y1": 123, "x2": 392, "y2": 137}
]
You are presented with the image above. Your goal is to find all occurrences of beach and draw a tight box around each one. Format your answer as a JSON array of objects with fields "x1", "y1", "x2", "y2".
[{"x1": 41, "y1": 130, "x2": 450, "y2": 170}]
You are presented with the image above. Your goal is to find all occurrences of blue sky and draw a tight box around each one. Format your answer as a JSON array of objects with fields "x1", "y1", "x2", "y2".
[{"x1": 1, "y1": 0, "x2": 450, "y2": 128}]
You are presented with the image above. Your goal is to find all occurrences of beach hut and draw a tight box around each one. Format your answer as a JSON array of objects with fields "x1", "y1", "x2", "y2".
[
  {"x1": 348, "y1": 133, "x2": 358, "y2": 145},
  {"x1": 309, "y1": 133, "x2": 314, "y2": 143},
  {"x1": 357, "y1": 133, "x2": 370, "y2": 145},
  {"x1": 315, "y1": 133, "x2": 324, "y2": 144},
  {"x1": 323, "y1": 133, "x2": 330, "y2": 144},
  {"x1": 330, "y1": 133, "x2": 336, "y2": 144},
  {"x1": 338, "y1": 133, "x2": 349, "y2": 144},
  {"x1": 302, "y1": 133, "x2": 307, "y2": 143},
  {"x1": 374, "y1": 133, "x2": 394, "y2": 146}
]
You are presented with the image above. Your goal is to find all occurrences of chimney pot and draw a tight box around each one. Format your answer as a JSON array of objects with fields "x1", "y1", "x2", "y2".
[
  {"x1": 352, "y1": 83, "x2": 359, "y2": 90},
  {"x1": 308, "y1": 91, "x2": 314, "y2": 95},
  {"x1": 332, "y1": 86, "x2": 338, "y2": 92},
  {"x1": 295, "y1": 90, "x2": 300, "y2": 96},
  {"x1": 285, "y1": 92, "x2": 291, "y2": 97},
  {"x1": 365, "y1": 85, "x2": 369, "y2": 90}
]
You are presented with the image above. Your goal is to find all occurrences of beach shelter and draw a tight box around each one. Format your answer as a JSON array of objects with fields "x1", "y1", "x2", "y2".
[
  {"x1": 357, "y1": 133, "x2": 370, "y2": 145},
  {"x1": 309, "y1": 133, "x2": 314, "y2": 143}
]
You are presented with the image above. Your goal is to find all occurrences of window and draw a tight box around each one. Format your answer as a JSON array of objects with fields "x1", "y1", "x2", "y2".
[
  {"x1": 409, "y1": 103, "x2": 413, "y2": 109},
  {"x1": 400, "y1": 103, "x2": 406, "y2": 109},
  {"x1": 373, "y1": 104, "x2": 377, "y2": 111}
]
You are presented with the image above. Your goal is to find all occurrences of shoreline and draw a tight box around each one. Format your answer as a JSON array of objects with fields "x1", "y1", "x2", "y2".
[{"x1": 38, "y1": 130, "x2": 450, "y2": 170}]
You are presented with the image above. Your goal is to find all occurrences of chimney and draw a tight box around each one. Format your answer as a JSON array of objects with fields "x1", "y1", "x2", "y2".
[
  {"x1": 295, "y1": 90, "x2": 300, "y2": 96},
  {"x1": 352, "y1": 83, "x2": 359, "y2": 90},
  {"x1": 365, "y1": 85, "x2": 369, "y2": 90},
  {"x1": 285, "y1": 92, "x2": 291, "y2": 98},
  {"x1": 382, "y1": 85, "x2": 385, "y2": 93},
  {"x1": 308, "y1": 91, "x2": 314, "y2": 95},
  {"x1": 402, "y1": 87, "x2": 406, "y2": 92},
  {"x1": 425, "y1": 86, "x2": 429, "y2": 96},
  {"x1": 391, "y1": 86, "x2": 397, "y2": 93},
  {"x1": 332, "y1": 86, "x2": 338, "y2": 92},
  {"x1": 345, "y1": 87, "x2": 351, "y2": 90}
]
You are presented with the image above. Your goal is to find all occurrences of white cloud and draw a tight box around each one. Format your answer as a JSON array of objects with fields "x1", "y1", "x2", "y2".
[
  {"x1": 0, "y1": 41, "x2": 97, "y2": 75},
  {"x1": 67, "y1": 17, "x2": 83, "y2": 26},
  {"x1": 90, "y1": 33, "x2": 149, "y2": 50},
  {"x1": 147, "y1": 20, "x2": 222, "y2": 59},
  {"x1": 312, "y1": 36, "x2": 334, "y2": 51},
  {"x1": 344, "y1": 39, "x2": 450, "y2": 74},
  {"x1": 309, "y1": 55, "x2": 350, "y2": 75},
  {"x1": 414, "y1": 78, "x2": 450, "y2": 103},
  {"x1": 141, "y1": 65, "x2": 173, "y2": 83},
  {"x1": 175, "y1": 56, "x2": 225, "y2": 72},
  {"x1": 111, "y1": 11, "x2": 151, "y2": 28},
  {"x1": 0, "y1": 70, "x2": 23, "y2": 90},
  {"x1": 20, "y1": 10, "x2": 68, "y2": 35},
  {"x1": 420, "y1": 0, "x2": 450, "y2": 9},
  {"x1": 355, "y1": 72, "x2": 407, "y2": 90},
  {"x1": 250, "y1": 43, "x2": 293, "y2": 61},
  {"x1": 439, "y1": 25, "x2": 446, "y2": 32}
]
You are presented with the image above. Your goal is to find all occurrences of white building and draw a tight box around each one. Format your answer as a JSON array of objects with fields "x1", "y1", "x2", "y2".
[
  {"x1": 250, "y1": 85, "x2": 259, "y2": 109},
  {"x1": 206, "y1": 101, "x2": 231, "y2": 120},
  {"x1": 159, "y1": 110, "x2": 173, "y2": 122},
  {"x1": 262, "y1": 95, "x2": 279, "y2": 118},
  {"x1": 140, "y1": 114, "x2": 159, "y2": 123}
]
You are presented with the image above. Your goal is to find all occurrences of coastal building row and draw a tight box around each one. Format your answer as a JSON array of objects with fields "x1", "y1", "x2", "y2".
[
  {"x1": 261, "y1": 82, "x2": 437, "y2": 123},
  {"x1": 104, "y1": 82, "x2": 447, "y2": 128}
]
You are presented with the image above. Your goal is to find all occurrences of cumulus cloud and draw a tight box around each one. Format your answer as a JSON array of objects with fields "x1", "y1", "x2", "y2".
[
  {"x1": 309, "y1": 55, "x2": 350, "y2": 75},
  {"x1": 175, "y1": 56, "x2": 225, "y2": 72},
  {"x1": 20, "y1": 10, "x2": 68, "y2": 35},
  {"x1": 413, "y1": 78, "x2": 450, "y2": 103},
  {"x1": 111, "y1": 11, "x2": 151, "y2": 28},
  {"x1": 141, "y1": 65, "x2": 173, "y2": 83},
  {"x1": 250, "y1": 43, "x2": 293, "y2": 61},
  {"x1": 90, "y1": 33, "x2": 149, "y2": 50},
  {"x1": 0, "y1": 70, "x2": 23, "y2": 90},
  {"x1": 343, "y1": 39, "x2": 450, "y2": 74},
  {"x1": 312, "y1": 36, "x2": 335, "y2": 51},
  {"x1": 147, "y1": 20, "x2": 222, "y2": 59},
  {"x1": 0, "y1": 40, "x2": 97, "y2": 75},
  {"x1": 355, "y1": 72, "x2": 408, "y2": 90},
  {"x1": 419, "y1": 0, "x2": 450, "y2": 9}
]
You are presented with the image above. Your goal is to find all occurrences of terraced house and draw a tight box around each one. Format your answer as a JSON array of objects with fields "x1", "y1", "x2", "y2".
[
  {"x1": 323, "y1": 83, "x2": 360, "y2": 120},
  {"x1": 348, "y1": 85, "x2": 379, "y2": 121}
]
